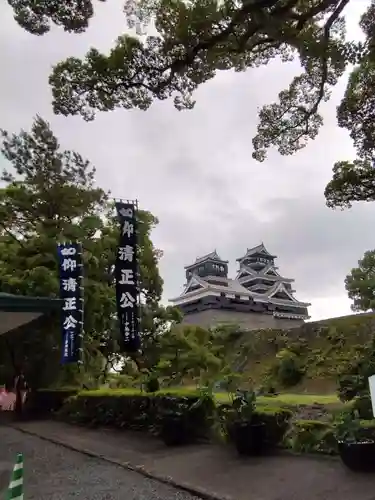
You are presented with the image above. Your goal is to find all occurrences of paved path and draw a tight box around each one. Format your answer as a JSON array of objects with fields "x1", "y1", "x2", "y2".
[
  {"x1": 8, "y1": 420, "x2": 375, "y2": 500},
  {"x1": 0, "y1": 426, "x2": 199, "y2": 500}
]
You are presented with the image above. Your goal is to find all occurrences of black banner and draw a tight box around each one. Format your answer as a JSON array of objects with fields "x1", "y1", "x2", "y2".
[
  {"x1": 57, "y1": 242, "x2": 84, "y2": 364},
  {"x1": 115, "y1": 201, "x2": 140, "y2": 353}
]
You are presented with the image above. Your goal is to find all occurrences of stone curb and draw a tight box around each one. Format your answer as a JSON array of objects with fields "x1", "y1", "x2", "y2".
[{"x1": 11, "y1": 424, "x2": 233, "y2": 500}]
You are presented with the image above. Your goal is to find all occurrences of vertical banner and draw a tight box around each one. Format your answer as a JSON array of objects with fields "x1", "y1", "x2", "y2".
[
  {"x1": 57, "y1": 242, "x2": 84, "y2": 364},
  {"x1": 115, "y1": 201, "x2": 141, "y2": 353}
]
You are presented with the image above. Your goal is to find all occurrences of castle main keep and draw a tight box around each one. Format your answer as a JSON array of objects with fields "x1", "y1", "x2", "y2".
[{"x1": 169, "y1": 244, "x2": 310, "y2": 330}]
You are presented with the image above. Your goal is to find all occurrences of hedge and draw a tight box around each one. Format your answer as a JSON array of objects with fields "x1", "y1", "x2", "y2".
[
  {"x1": 24, "y1": 388, "x2": 79, "y2": 418},
  {"x1": 58, "y1": 389, "x2": 292, "y2": 446}
]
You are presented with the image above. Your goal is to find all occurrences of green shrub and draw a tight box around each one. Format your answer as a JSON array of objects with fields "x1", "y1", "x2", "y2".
[
  {"x1": 288, "y1": 418, "x2": 375, "y2": 455},
  {"x1": 58, "y1": 388, "x2": 215, "y2": 439},
  {"x1": 270, "y1": 350, "x2": 305, "y2": 388},
  {"x1": 352, "y1": 395, "x2": 374, "y2": 420},
  {"x1": 337, "y1": 374, "x2": 367, "y2": 402},
  {"x1": 145, "y1": 376, "x2": 160, "y2": 393},
  {"x1": 287, "y1": 420, "x2": 337, "y2": 455},
  {"x1": 24, "y1": 388, "x2": 79, "y2": 418}
]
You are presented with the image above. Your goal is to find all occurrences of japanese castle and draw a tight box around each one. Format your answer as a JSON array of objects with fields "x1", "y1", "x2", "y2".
[{"x1": 169, "y1": 244, "x2": 310, "y2": 330}]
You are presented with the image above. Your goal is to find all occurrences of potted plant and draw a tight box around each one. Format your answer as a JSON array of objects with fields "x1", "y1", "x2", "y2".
[
  {"x1": 159, "y1": 395, "x2": 196, "y2": 446},
  {"x1": 159, "y1": 388, "x2": 215, "y2": 446},
  {"x1": 335, "y1": 412, "x2": 375, "y2": 472},
  {"x1": 230, "y1": 390, "x2": 266, "y2": 456}
]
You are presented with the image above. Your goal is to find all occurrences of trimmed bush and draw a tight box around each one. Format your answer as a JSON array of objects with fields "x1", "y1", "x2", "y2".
[
  {"x1": 58, "y1": 388, "x2": 215, "y2": 440},
  {"x1": 24, "y1": 388, "x2": 79, "y2": 418}
]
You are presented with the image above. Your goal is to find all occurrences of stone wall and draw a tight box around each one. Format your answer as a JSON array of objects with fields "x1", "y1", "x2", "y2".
[{"x1": 181, "y1": 309, "x2": 304, "y2": 330}]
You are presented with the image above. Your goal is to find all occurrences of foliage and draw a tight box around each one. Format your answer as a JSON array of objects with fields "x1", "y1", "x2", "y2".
[
  {"x1": 352, "y1": 395, "x2": 374, "y2": 420},
  {"x1": 144, "y1": 375, "x2": 160, "y2": 393},
  {"x1": 0, "y1": 116, "x2": 168, "y2": 388},
  {"x1": 153, "y1": 325, "x2": 232, "y2": 386},
  {"x1": 287, "y1": 420, "x2": 337, "y2": 455},
  {"x1": 6, "y1": 0, "x2": 106, "y2": 35},
  {"x1": 334, "y1": 411, "x2": 362, "y2": 443},
  {"x1": 58, "y1": 387, "x2": 291, "y2": 447},
  {"x1": 231, "y1": 390, "x2": 257, "y2": 422},
  {"x1": 345, "y1": 250, "x2": 375, "y2": 312},
  {"x1": 58, "y1": 388, "x2": 215, "y2": 440},
  {"x1": 209, "y1": 314, "x2": 375, "y2": 393},
  {"x1": 271, "y1": 348, "x2": 305, "y2": 388},
  {"x1": 8, "y1": 0, "x2": 375, "y2": 208},
  {"x1": 336, "y1": 334, "x2": 375, "y2": 406},
  {"x1": 325, "y1": 160, "x2": 375, "y2": 209},
  {"x1": 221, "y1": 400, "x2": 292, "y2": 448}
]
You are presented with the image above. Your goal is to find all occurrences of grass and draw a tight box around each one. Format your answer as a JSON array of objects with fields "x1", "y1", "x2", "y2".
[
  {"x1": 214, "y1": 391, "x2": 341, "y2": 406},
  {"x1": 89, "y1": 386, "x2": 341, "y2": 408},
  {"x1": 256, "y1": 393, "x2": 340, "y2": 406}
]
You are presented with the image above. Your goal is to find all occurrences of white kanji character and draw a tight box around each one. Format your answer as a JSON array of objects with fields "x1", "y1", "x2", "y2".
[
  {"x1": 62, "y1": 258, "x2": 77, "y2": 272},
  {"x1": 62, "y1": 277, "x2": 78, "y2": 292},
  {"x1": 63, "y1": 297, "x2": 77, "y2": 311},
  {"x1": 64, "y1": 337, "x2": 69, "y2": 356},
  {"x1": 119, "y1": 269, "x2": 134, "y2": 285},
  {"x1": 122, "y1": 220, "x2": 134, "y2": 237},
  {"x1": 118, "y1": 245, "x2": 134, "y2": 262},
  {"x1": 120, "y1": 292, "x2": 136, "y2": 308},
  {"x1": 118, "y1": 207, "x2": 133, "y2": 218},
  {"x1": 61, "y1": 246, "x2": 77, "y2": 256},
  {"x1": 123, "y1": 320, "x2": 131, "y2": 338},
  {"x1": 63, "y1": 315, "x2": 77, "y2": 329}
]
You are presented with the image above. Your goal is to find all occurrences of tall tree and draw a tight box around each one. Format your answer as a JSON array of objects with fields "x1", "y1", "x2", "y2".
[
  {"x1": 0, "y1": 116, "x2": 169, "y2": 388},
  {"x1": 345, "y1": 250, "x2": 375, "y2": 312},
  {"x1": 7, "y1": 0, "x2": 375, "y2": 209}
]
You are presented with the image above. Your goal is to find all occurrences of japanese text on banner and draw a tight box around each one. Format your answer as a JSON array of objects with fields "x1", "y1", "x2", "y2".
[
  {"x1": 115, "y1": 202, "x2": 140, "y2": 352},
  {"x1": 57, "y1": 243, "x2": 83, "y2": 364}
]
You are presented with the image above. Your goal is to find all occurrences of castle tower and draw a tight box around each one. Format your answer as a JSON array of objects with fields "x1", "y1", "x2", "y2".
[
  {"x1": 235, "y1": 243, "x2": 310, "y2": 321},
  {"x1": 184, "y1": 250, "x2": 228, "y2": 284},
  {"x1": 169, "y1": 244, "x2": 310, "y2": 330}
]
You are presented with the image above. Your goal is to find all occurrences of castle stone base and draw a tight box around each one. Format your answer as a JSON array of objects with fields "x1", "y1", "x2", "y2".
[{"x1": 181, "y1": 309, "x2": 304, "y2": 330}]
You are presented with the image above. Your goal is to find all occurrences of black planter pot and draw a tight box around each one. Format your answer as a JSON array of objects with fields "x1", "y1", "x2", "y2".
[
  {"x1": 338, "y1": 439, "x2": 375, "y2": 472},
  {"x1": 233, "y1": 421, "x2": 266, "y2": 456},
  {"x1": 160, "y1": 416, "x2": 190, "y2": 447}
]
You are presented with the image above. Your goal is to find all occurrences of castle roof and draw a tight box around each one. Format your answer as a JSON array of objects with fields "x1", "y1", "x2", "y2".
[
  {"x1": 170, "y1": 274, "x2": 310, "y2": 309},
  {"x1": 236, "y1": 263, "x2": 294, "y2": 284},
  {"x1": 236, "y1": 243, "x2": 277, "y2": 261},
  {"x1": 184, "y1": 250, "x2": 228, "y2": 269}
]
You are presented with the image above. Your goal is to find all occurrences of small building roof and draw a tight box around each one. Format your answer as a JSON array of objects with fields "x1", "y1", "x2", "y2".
[
  {"x1": 0, "y1": 293, "x2": 62, "y2": 336},
  {"x1": 0, "y1": 293, "x2": 61, "y2": 312}
]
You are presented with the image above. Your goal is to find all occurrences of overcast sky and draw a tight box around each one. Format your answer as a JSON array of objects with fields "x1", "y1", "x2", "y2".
[{"x1": 0, "y1": 0, "x2": 373, "y2": 321}]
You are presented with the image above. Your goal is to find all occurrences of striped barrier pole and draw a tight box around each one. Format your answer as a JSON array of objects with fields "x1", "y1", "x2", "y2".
[{"x1": 6, "y1": 454, "x2": 23, "y2": 500}]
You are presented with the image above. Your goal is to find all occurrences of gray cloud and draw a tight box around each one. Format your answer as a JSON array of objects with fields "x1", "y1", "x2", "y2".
[{"x1": 0, "y1": 0, "x2": 373, "y2": 319}]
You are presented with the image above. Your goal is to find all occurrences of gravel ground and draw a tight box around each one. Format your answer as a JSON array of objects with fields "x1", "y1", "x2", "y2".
[{"x1": 0, "y1": 426, "x2": 200, "y2": 500}]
